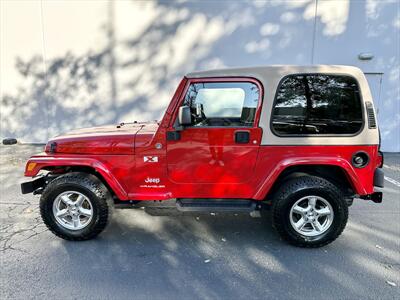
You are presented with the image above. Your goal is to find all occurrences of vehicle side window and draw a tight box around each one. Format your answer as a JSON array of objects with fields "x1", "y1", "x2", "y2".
[
  {"x1": 182, "y1": 82, "x2": 259, "y2": 127},
  {"x1": 272, "y1": 74, "x2": 363, "y2": 135}
]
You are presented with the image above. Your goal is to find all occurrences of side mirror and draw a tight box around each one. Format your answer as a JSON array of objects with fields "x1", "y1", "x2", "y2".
[{"x1": 178, "y1": 106, "x2": 192, "y2": 126}]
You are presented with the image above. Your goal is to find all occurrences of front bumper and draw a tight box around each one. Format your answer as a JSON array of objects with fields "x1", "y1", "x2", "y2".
[{"x1": 21, "y1": 176, "x2": 46, "y2": 194}]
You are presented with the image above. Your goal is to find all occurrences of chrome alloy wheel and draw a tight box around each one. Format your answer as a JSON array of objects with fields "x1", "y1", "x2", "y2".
[
  {"x1": 52, "y1": 191, "x2": 93, "y2": 230},
  {"x1": 289, "y1": 196, "x2": 334, "y2": 237}
]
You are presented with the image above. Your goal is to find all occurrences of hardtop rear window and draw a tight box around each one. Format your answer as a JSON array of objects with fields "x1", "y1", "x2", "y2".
[{"x1": 271, "y1": 74, "x2": 363, "y2": 136}]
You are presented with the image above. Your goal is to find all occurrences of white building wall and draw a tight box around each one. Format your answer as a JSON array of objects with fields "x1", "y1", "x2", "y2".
[{"x1": 1, "y1": 0, "x2": 399, "y2": 151}]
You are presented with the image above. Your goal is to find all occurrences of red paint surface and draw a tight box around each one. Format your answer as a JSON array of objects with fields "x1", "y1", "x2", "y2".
[
  {"x1": 24, "y1": 77, "x2": 380, "y2": 201},
  {"x1": 44, "y1": 125, "x2": 141, "y2": 155},
  {"x1": 166, "y1": 127, "x2": 262, "y2": 184}
]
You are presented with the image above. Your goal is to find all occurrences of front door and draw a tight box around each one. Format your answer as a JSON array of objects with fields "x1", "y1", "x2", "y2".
[{"x1": 166, "y1": 79, "x2": 263, "y2": 197}]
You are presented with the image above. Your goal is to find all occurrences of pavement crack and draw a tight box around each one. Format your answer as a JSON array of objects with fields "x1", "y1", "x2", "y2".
[{"x1": 0, "y1": 218, "x2": 46, "y2": 253}]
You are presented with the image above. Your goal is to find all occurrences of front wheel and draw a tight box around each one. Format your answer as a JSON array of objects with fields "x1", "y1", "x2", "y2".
[
  {"x1": 40, "y1": 172, "x2": 113, "y2": 241},
  {"x1": 272, "y1": 176, "x2": 348, "y2": 247}
]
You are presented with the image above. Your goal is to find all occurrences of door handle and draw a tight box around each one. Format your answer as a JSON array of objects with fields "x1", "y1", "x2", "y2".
[{"x1": 235, "y1": 131, "x2": 250, "y2": 144}]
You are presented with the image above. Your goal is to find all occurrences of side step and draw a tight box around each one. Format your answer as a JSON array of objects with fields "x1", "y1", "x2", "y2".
[{"x1": 176, "y1": 199, "x2": 257, "y2": 212}]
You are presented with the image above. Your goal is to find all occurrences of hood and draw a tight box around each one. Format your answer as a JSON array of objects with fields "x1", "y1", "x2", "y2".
[
  {"x1": 134, "y1": 123, "x2": 160, "y2": 149},
  {"x1": 45, "y1": 122, "x2": 158, "y2": 155}
]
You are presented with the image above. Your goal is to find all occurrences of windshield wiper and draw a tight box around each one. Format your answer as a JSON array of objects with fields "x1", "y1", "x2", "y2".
[
  {"x1": 117, "y1": 120, "x2": 158, "y2": 128},
  {"x1": 117, "y1": 121, "x2": 138, "y2": 128}
]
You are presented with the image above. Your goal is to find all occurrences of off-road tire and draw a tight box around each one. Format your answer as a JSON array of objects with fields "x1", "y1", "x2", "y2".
[
  {"x1": 40, "y1": 172, "x2": 112, "y2": 241},
  {"x1": 272, "y1": 176, "x2": 348, "y2": 248}
]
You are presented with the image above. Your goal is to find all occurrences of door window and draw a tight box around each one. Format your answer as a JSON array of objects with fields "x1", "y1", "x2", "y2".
[{"x1": 181, "y1": 82, "x2": 260, "y2": 127}]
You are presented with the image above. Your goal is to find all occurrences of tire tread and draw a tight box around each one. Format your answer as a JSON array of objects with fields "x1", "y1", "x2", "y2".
[
  {"x1": 40, "y1": 172, "x2": 111, "y2": 241},
  {"x1": 272, "y1": 176, "x2": 348, "y2": 248}
]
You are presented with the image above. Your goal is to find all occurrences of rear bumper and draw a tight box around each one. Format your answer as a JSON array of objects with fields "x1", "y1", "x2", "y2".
[
  {"x1": 374, "y1": 168, "x2": 384, "y2": 188},
  {"x1": 358, "y1": 168, "x2": 384, "y2": 203},
  {"x1": 21, "y1": 176, "x2": 46, "y2": 194},
  {"x1": 360, "y1": 192, "x2": 383, "y2": 203}
]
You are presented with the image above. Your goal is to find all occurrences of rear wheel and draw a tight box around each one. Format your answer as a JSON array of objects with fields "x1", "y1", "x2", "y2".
[
  {"x1": 272, "y1": 176, "x2": 348, "y2": 247},
  {"x1": 40, "y1": 172, "x2": 112, "y2": 241}
]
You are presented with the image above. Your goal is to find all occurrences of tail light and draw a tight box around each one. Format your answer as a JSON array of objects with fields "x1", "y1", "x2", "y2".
[{"x1": 378, "y1": 151, "x2": 384, "y2": 168}]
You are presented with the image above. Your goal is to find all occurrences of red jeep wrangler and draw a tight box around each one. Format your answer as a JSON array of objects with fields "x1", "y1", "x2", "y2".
[{"x1": 21, "y1": 65, "x2": 384, "y2": 247}]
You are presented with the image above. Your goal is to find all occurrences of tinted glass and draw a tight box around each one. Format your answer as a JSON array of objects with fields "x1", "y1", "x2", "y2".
[
  {"x1": 182, "y1": 82, "x2": 259, "y2": 127},
  {"x1": 272, "y1": 74, "x2": 363, "y2": 135}
]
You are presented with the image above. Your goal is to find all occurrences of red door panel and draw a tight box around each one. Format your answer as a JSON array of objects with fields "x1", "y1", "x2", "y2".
[{"x1": 167, "y1": 127, "x2": 262, "y2": 184}]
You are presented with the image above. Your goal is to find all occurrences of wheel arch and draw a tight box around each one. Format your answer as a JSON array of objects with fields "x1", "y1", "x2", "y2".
[
  {"x1": 24, "y1": 157, "x2": 128, "y2": 200},
  {"x1": 266, "y1": 165, "x2": 355, "y2": 199},
  {"x1": 52, "y1": 166, "x2": 119, "y2": 198},
  {"x1": 255, "y1": 158, "x2": 365, "y2": 201}
]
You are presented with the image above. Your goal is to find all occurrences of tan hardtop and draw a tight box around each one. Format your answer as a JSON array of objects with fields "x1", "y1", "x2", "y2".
[
  {"x1": 187, "y1": 65, "x2": 379, "y2": 146},
  {"x1": 187, "y1": 65, "x2": 365, "y2": 82}
]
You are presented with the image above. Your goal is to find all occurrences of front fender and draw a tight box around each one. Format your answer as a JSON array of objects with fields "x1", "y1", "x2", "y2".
[
  {"x1": 24, "y1": 155, "x2": 128, "y2": 200},
  {"x1": 253, "y1": 157, "x2": 367, "y2": 200}
]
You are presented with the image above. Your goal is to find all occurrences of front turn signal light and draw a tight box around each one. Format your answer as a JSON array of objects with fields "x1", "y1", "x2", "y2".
[{"x1": 27, "y1": 162, "x2": 37, "y2": 171}]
